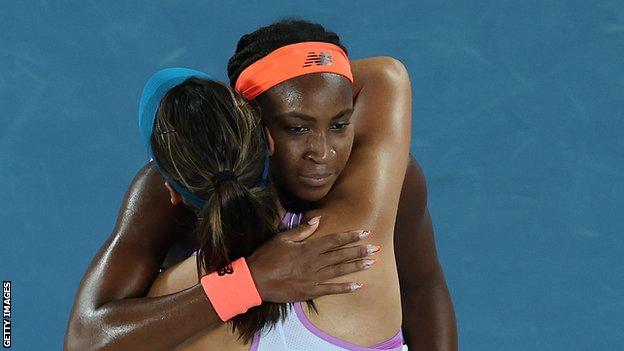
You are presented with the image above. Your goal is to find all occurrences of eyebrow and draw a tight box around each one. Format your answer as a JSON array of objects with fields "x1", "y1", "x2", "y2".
[{"x1": 275, "y1": 108, "x2": 354, "y2": 122}]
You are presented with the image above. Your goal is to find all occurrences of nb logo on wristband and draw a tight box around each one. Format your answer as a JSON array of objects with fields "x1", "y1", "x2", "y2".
[
  {"x1": 303, "y1": 52, "x2": 333, "y2": 67},
  {"x1": 217, "y1": 265, "x2": 234, "y2": 276}
]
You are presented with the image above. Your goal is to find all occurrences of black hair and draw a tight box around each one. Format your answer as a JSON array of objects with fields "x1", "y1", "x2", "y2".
[{"x1": 227, "y1": 19, "x2": 348, "y2": 87}]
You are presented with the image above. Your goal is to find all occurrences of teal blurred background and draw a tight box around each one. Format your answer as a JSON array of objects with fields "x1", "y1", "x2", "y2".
[{"x1": 1, "y1": 1, "x2": 623, "y2": 349}]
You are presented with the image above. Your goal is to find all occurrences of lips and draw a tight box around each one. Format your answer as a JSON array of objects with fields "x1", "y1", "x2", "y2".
[{"x1": 298, "y1": 173, "x2": 334, "y2": 187}]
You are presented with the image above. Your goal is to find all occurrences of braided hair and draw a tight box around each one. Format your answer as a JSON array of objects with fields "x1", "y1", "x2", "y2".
[{"x1": 227, "y1": 19, "x2": 348, "y2": 87}]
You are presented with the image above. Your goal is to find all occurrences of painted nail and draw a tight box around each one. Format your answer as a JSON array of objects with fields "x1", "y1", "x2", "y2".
[
  {"x1": 307, "y1": 216, "x2": 321, "y2": 225},
  {"x1": 350, "y1": 283, "x2": 363, "y2": 291},
  {"x1": 358, "y1": 230, "x2": 370, "y2": 239},
  {"x1": 367, "y1": 245, "x2": 381, "y2": 254},
  {"x1": 363, "y1": 259, "x2": 376, "y2": 268}
]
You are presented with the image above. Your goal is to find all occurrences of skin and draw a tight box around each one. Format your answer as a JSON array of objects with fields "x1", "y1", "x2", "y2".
[
  {"x1": 64, "y1": 57, "x2": 457, "y2": 350},
  {"x1": 257, "y1": 73, "x2": 355, "y2": 204}
]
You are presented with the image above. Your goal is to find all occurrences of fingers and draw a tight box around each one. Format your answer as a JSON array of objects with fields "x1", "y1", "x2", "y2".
[
  {"x1": 280, "y1": 216, "x2": 321, "y2": 242},
  {"x1": 315, "y1": 258, "x2": 377, "y2": 282},
  {"x1": 317, "y1": 244, "x2": 380, "y2": 270},
  {"x1": 311, "y1": 229, "x2": 371, "y2": 254},
  {"x1": 310, "y1": 282, "x2": 364, "y2": 297}
]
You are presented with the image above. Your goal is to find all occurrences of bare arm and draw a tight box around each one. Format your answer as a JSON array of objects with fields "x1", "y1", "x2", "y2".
[
  {"x1": 351, "y1": 57, "x2": 457, "y2": 349},
  {"x1": 309, "y1": 56, "x2": 412, "y2": 243},
  {"x1": 395, "y1": 157, "x2": 458, "y2": 350},
  {"x1": 64, "y1": 164, "x2": 223, "y2": 351},
  {"x1": 321, "y1": 57, "x2": 457, "y2": 349},
  {"x1": 290, "y1": 58, "x2": 413, "y2": 342}
]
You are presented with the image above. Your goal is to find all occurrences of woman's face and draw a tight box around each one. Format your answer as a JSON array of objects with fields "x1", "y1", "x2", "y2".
[{"x1": 256, "y1": 73, "x2": 354, "y2": 202}]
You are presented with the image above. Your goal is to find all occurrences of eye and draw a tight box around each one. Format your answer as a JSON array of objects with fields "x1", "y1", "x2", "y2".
[
  {"x1": 330, "y1": 122, "x2": 350, "y2": 131},
  {"x1": 287, "y1": 126, "x2": 309, "y2": 134}
]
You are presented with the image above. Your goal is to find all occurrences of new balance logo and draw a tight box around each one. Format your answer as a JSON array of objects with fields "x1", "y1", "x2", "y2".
[
  {"x1": 303, "y1": 52, "x2": 333, "y2": 67},
  {"x1": 217, "y1": 265, "x2": 234, "y2": 276}
]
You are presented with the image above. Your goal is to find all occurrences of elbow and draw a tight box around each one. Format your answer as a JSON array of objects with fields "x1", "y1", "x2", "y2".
[
  {"x1": 376, "y1": 56, "x2": 410, "y2": 84},
  {"x1": 64, "y1": 311, "x2": 114, "y2": 351},
  {"x1": 64, "y1": 320, "x2": 90, "y2": 351}
]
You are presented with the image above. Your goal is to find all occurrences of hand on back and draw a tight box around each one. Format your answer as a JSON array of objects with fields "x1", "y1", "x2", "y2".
[{"x1": 246, "y1": 217, "x2": 380, "y2": 302}]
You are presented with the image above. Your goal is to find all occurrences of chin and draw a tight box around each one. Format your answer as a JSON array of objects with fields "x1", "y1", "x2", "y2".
[{"x1": 296, "y1": 185, "x2": 332, "y2": 202}]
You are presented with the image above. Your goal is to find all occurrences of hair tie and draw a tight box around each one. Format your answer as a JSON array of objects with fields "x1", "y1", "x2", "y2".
[{"x1": 212, "y1": 170, "x2": 238, "y2": 186}]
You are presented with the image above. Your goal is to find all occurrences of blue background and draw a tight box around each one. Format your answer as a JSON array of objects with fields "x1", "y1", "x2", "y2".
[{"x1": 1, "y1": 1, "x2": 622, "y2": 350}]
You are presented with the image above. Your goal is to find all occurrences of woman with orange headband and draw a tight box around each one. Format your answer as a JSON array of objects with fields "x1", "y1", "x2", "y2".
[
  {"x1": 143, "y1": 21, "x2": 454, "y2": 350},
  {"x1": 65, "y1": 20, "x2": 456, "y2": 351}
]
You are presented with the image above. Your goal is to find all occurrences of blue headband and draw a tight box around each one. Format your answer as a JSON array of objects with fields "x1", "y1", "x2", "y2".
[{"x1": 138, "y1": 67, "x2": 270, "y2": 209}]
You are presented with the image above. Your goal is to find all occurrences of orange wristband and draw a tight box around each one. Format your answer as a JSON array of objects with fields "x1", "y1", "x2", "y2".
[{"x1": 200, "y1": 257, "x2": 262, "y2": 321}]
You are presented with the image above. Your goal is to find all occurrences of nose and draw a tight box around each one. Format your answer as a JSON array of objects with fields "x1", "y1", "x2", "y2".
[{"x1": 304, "y1": 132, "x2": 336, "y2": 163}]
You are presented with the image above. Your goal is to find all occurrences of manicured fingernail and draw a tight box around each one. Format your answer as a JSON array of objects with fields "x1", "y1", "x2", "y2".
[
  {"x1": 358, "y1": 230, "x2": 370, "y2": 239},
  {"x1": 307, "y1": 216, "x2": 321, "y2": 225},
  {"x1": 367, "y1": 245, "x2": 381, "y2": 254},
  {"x1": 363, "y1": 259, "x2": 376, "y2": 268},
  {"x1": 350, "y1": 283, "x2": 363, "y2": 291}
]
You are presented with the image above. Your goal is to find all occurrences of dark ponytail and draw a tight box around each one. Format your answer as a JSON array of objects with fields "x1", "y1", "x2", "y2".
[{"x1": 151, "y1": 78, "x2": 287, "y2": 343}]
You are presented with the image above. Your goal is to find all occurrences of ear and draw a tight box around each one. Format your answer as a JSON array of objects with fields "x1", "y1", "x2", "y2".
[
  {"x1": 164, "y1": 181, "x2": 183, "y2": 205},
  {"x1": 264, "y1": 126, "x2": 275, "y2": 156}
]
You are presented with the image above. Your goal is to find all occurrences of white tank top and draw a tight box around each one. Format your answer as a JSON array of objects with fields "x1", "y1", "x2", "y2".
[{"x1": 249, "y1": 301, "x2": 407, "y2": 351}]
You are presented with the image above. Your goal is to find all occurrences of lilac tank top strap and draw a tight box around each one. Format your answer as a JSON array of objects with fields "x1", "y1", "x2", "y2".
[{"x1": 281, "y1": 211, "x2": 304, "y2": 230}]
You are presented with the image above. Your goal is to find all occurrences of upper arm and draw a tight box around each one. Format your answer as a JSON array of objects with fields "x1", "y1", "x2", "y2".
[
  {"x1": 350, "y1": 59, "x2": 444, "y2": 285},
  {"x1": 394, "y1": 156, "x2": 444, "y2": 288},
  {"x1": 350, "y1": 56, "x2": 412, "y2": 148},
  {"x1": 69, "y1": 162, "x2": 191, "y2": 315},
  {"x1": 311, "y1": 57, "x2": 412, "y2": 234}
]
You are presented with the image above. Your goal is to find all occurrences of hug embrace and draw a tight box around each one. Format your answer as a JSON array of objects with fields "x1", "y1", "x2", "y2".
[{"x1": 65, "y1": 19, "x2": 457, "y2": 351}]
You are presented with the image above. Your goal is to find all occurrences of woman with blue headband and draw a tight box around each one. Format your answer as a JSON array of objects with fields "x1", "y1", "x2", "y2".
[{"x1": 144, "y1": 71, "x2": 381, "y2": 347}]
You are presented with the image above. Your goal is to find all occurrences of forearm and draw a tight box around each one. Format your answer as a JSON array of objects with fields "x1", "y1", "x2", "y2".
[
  {"x1": 394, "y1": 157, "x2": 457, "y2": 349},
  {"x1": 64, "y1": 163, "x2": 222, "y2": 351},
  {"x1": 65, "y1": 285, "x2": 221, "y2": 351},
  {"x1": 401, "y1": 270, "x2": 457, "y2": 350}
]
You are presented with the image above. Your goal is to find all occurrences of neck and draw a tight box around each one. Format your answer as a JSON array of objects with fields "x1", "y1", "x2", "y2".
[{"x1": 274, "y1": 182, "x2": 316, "y2": 214}]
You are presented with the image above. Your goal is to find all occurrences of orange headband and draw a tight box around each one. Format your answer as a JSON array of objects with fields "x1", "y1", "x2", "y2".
[{"x1": 234, "y1": 41, "x2": 353, "y2": 100}]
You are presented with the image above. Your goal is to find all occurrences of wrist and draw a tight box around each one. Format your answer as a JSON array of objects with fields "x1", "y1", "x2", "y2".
[
  {"x1": 245, "y1": 253, "x2": 267, "y2": 301},
  {"x1": 199, "y1": 257, "x2": 262, "y2": 321}
]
